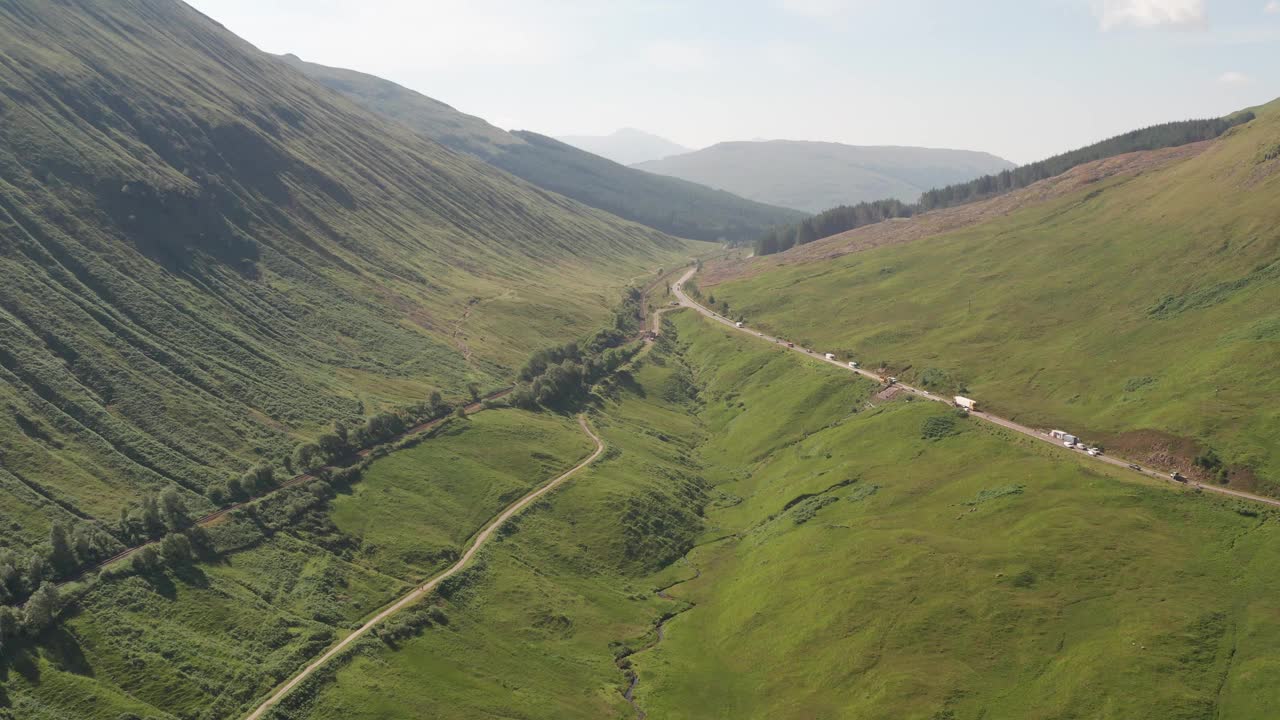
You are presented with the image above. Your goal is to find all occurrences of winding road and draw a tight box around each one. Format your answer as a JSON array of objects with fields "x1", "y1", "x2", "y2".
[
  {"x1": 670, "y1": 267, "x2": 1280, "y2": 509},
  {"x1": 243, "y1": 415, "x2": 605, "y2": 720}
]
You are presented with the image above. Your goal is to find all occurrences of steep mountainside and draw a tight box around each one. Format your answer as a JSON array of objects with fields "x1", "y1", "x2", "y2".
[
  {"x1": 705, "y1": 99, "x2": 1280, "y2": 491},
  {"x1": 634, "y1": 140, "x2": 1014, "y2": 212},
  {"x1": 278, "y1": 54, "x2": 520, "y2": 158},
  {"x1": 0, "y1": 0, "x2": 694, "y2": 549},
  {"x1": 284, "y1": 56, "x2": 804, "y2": 243},
  {"x1": 556, "y1": 127, "x2": 690, "y2": 165}
]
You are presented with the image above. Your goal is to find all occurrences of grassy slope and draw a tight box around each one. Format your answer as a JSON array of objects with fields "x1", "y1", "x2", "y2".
[
  {"x1": 285, "y1": 310, "x2": 1280, "y2": 720},
  {"x1": 707, "y1": 100, "x2": 1280, "y2": 490},
  {"x1": 633, "y1": 141, "x2": 1014, "y2": 213},
  {"x1": 0, "y1": 409, "x2": 594, "y2": 720},
  {"x1": 284, "y1": 56, "x2": 805, "y2": 243},
  {"x1": 282, "y1": 340, "x2": 708, "y2": 720},
  {"x1": 639, "y1": 313, "x2": 1280, "y2": 720},
  {"x1": 0, "y1": 0, "x2": 697, "y2": 548}
]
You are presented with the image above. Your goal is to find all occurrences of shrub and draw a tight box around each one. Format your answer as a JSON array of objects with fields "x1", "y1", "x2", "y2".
[{"x1": 921, "y1": 415, "x2": 958, "y2": 440}]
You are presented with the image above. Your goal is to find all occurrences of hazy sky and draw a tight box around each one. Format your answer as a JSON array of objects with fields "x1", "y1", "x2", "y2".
[{"x1": 188, "y1": 0, "x2": 1278, "y2": 163}]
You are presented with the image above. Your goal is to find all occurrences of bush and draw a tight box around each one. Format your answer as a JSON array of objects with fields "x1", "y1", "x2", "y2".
[
  {"x1": 131, "y1": 546, "x2": 161, "y2": 574},
  {"x1": 921, "y1": 415, "x2": 958, "y2": 440},
  {"x1": 160, "y1": 533, "x2": 194, "y2": 566}
]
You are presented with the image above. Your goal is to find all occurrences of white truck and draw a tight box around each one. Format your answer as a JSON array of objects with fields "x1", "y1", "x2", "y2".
[
  {"x1": 848, "y1": 361, "x2": 859, "y2": 369},
  {"x1": 824, "y1": 352, "x2": 836, "y2": 361},
  {"x1": 953, "y1": 396, "x2": 977, "y2": 411},
  {"x1": 1050, "y1": 429, "x2": 1080, "y2": 445},
  {"x1": 735, "y1": 321, "x2": 744, "y2": 328}
]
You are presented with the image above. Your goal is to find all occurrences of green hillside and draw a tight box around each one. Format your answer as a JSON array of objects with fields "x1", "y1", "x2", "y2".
[
  {"x1": 705, "y1": 98, "x2": 1280, "y2": 491},
  {"x1": 633, "y1": 140, "x2": 1014, "y2": 213},
  {"x1": 0, "y1": 0, "x2": 696, "y2": 556},
  {"x1": 756, "y1": 111, "x2": 1254, "y2": 256},
  {"x1": 0, "y1": 409, "x2": 599, "y2": 719},
  {"x1": 283, "y1": 56, "x2": 805, "y2": 242},
  {"x1": 277, "y1": 310, "x2": 1280, "y2": 719}
]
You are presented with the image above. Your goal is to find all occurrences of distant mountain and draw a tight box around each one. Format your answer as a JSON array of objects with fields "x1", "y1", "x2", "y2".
[
  {"x1": 284, "y1": 57, "x2": 803, "y2": 242},
  {"x1": 556, "y1": 128, "x2": 692, "y2": 165},
  {"x1": 634, "y1": 140, "x2": 1015, "y2": 213}
]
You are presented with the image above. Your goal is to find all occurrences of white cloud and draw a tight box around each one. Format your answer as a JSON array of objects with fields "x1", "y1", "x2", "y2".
[
  {"x1": 1098, "y1": 0, "x2": 1207, "y2": 30},
  {"x1": 1217, "y1": 71, "x2": 1251, "y2": 85},
  {"x1": 1266, "y1": 1, "x2": 1280, "y2": 14},
  {"x1": 640, "y1": 41, "x2": 714, "y2": 72},
  {"x1": 762, "y1": 41, "x2": 822, "y2": 72},
  {"x1": 777, "y1": 0, "x2": 859, "y2": 17}
]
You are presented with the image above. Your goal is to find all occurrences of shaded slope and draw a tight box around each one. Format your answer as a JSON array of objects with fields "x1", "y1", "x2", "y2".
[
  {"x1": 284, "y1": 56, "x2": 804, "y2": 242},
  {"x1": 278, "y1": 53, "x2": 520, "y2": 158},
  {"x1": 706, "y1": 98, "x2": 1280, "y2": 490},
  {"x1": 0, "y1": 0, "x2": 691, "y2": 548},
  {"x1": 493, "y1": 131, "x2": 805, "y2": 244},
  {"x1": 634, "y1": 140, "x2": 1014, "y2": 213}
]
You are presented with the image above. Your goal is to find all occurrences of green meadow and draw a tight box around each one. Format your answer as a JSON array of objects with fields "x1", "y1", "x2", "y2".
[
  {"x1": 705, "y1": 99, "x2": 1280, "y2": 492},
  {"x1": 0, "y1": 410, "x2": 596, "y2": 720},
  {"x1": 275, "y1": 310, "x2": 1280, "y2": 719}
]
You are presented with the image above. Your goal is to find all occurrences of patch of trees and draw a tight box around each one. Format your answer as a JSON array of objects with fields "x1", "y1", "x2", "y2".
[
  {"x1": 0, "y1": 388, "x2": 459, "y2": 644},
  {"x1": 0, "y1": 518, "x2": 121, "y2": 610},
  {"x1": 0, "y1": 489, "x2": 214, "y2": 645},
  {"x1": 374, "y1": 603, "x2": 449, "y2": 646},
  {"x1": 755, "y1": 112, "x2": 1256, "y2": 256},
  {"x1": 755, "y1": 199, "x2": 913, "y2": 256},
  {"x1": 584, "y1": 286, "x2": 644, "y2": 353},
  {"x1": 510, "y1": 341, "x2": 641, "y2": 410},
  {"x1": 0, "y1": 581, "x2": 59, "y2": 651},
  {"x1": 510, "y1": 289, "x2": 648, "y2": 409},
  {"x1": 920, "y1": 113, "x2": 1254, "y2": 211},
  {"x1": 118, "y1": 487, "x2": 196, "y2": 544}
]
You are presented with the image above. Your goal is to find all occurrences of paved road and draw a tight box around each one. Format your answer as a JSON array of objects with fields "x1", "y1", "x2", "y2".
[
  {"x1": 243, "y1": 415, "x2": 605, "y2": 720},
  {"x1": 670, "y1": 267, "x2": 1280, "y2": 509}
]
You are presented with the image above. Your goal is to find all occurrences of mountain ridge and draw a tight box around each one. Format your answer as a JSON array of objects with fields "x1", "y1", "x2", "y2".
[
  {"x1": 634, "y1": 139, "x2": 1014, "y2": 212},
  {"x1": 282, "y1": 54, "x2": 805, "y2": 242}
]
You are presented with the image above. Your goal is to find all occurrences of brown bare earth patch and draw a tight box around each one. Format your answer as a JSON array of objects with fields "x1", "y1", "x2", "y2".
[
  {"x1": 873, "y1": 385, "x2": 904, "y2": 402},
  {"x1": 1090, "y1": 428, "x2": 1260, "y2": 492},
  {"x1": 700, "y1": 141, "x2": 1212, "y2": 286}
]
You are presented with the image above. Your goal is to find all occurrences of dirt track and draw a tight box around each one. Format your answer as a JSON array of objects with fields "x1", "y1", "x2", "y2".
[{"x1": 243, "y1": 415, "x2": 605, "y2": 720}]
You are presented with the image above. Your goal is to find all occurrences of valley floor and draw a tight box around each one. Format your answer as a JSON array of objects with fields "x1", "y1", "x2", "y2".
[
  {"x1": 271, "y1": 310, "x2": 1280, "y2": 719},
  {"x1": 7, "y1": 305, "x2": 1280, "y2": 720}
]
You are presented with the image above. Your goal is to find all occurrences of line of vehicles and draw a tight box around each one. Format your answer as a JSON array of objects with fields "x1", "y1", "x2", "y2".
[
  {"x1": 699, "y1": 295, "x2": 1199, "y2": 487},
  {"x1": 1049, "y1": 429, "x2": 1104, "y2": 456}
]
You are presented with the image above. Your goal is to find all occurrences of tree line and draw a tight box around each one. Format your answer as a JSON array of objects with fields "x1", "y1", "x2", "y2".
[
  {"x1": 755, "y1": 111, "x2": 1256, "y2": 256},
  {"x1": 0, "y1": 389, "x2": 458, "y2": 646},
  {"x1": 0, "y1": 488, "x2": 214, "y2": 653},
  {"x1": 509, "y1": 287, "x2": 646, "y2": 410},
  {"x1": 755, "y1": 199, "x2": 914, "y2": 256}
]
